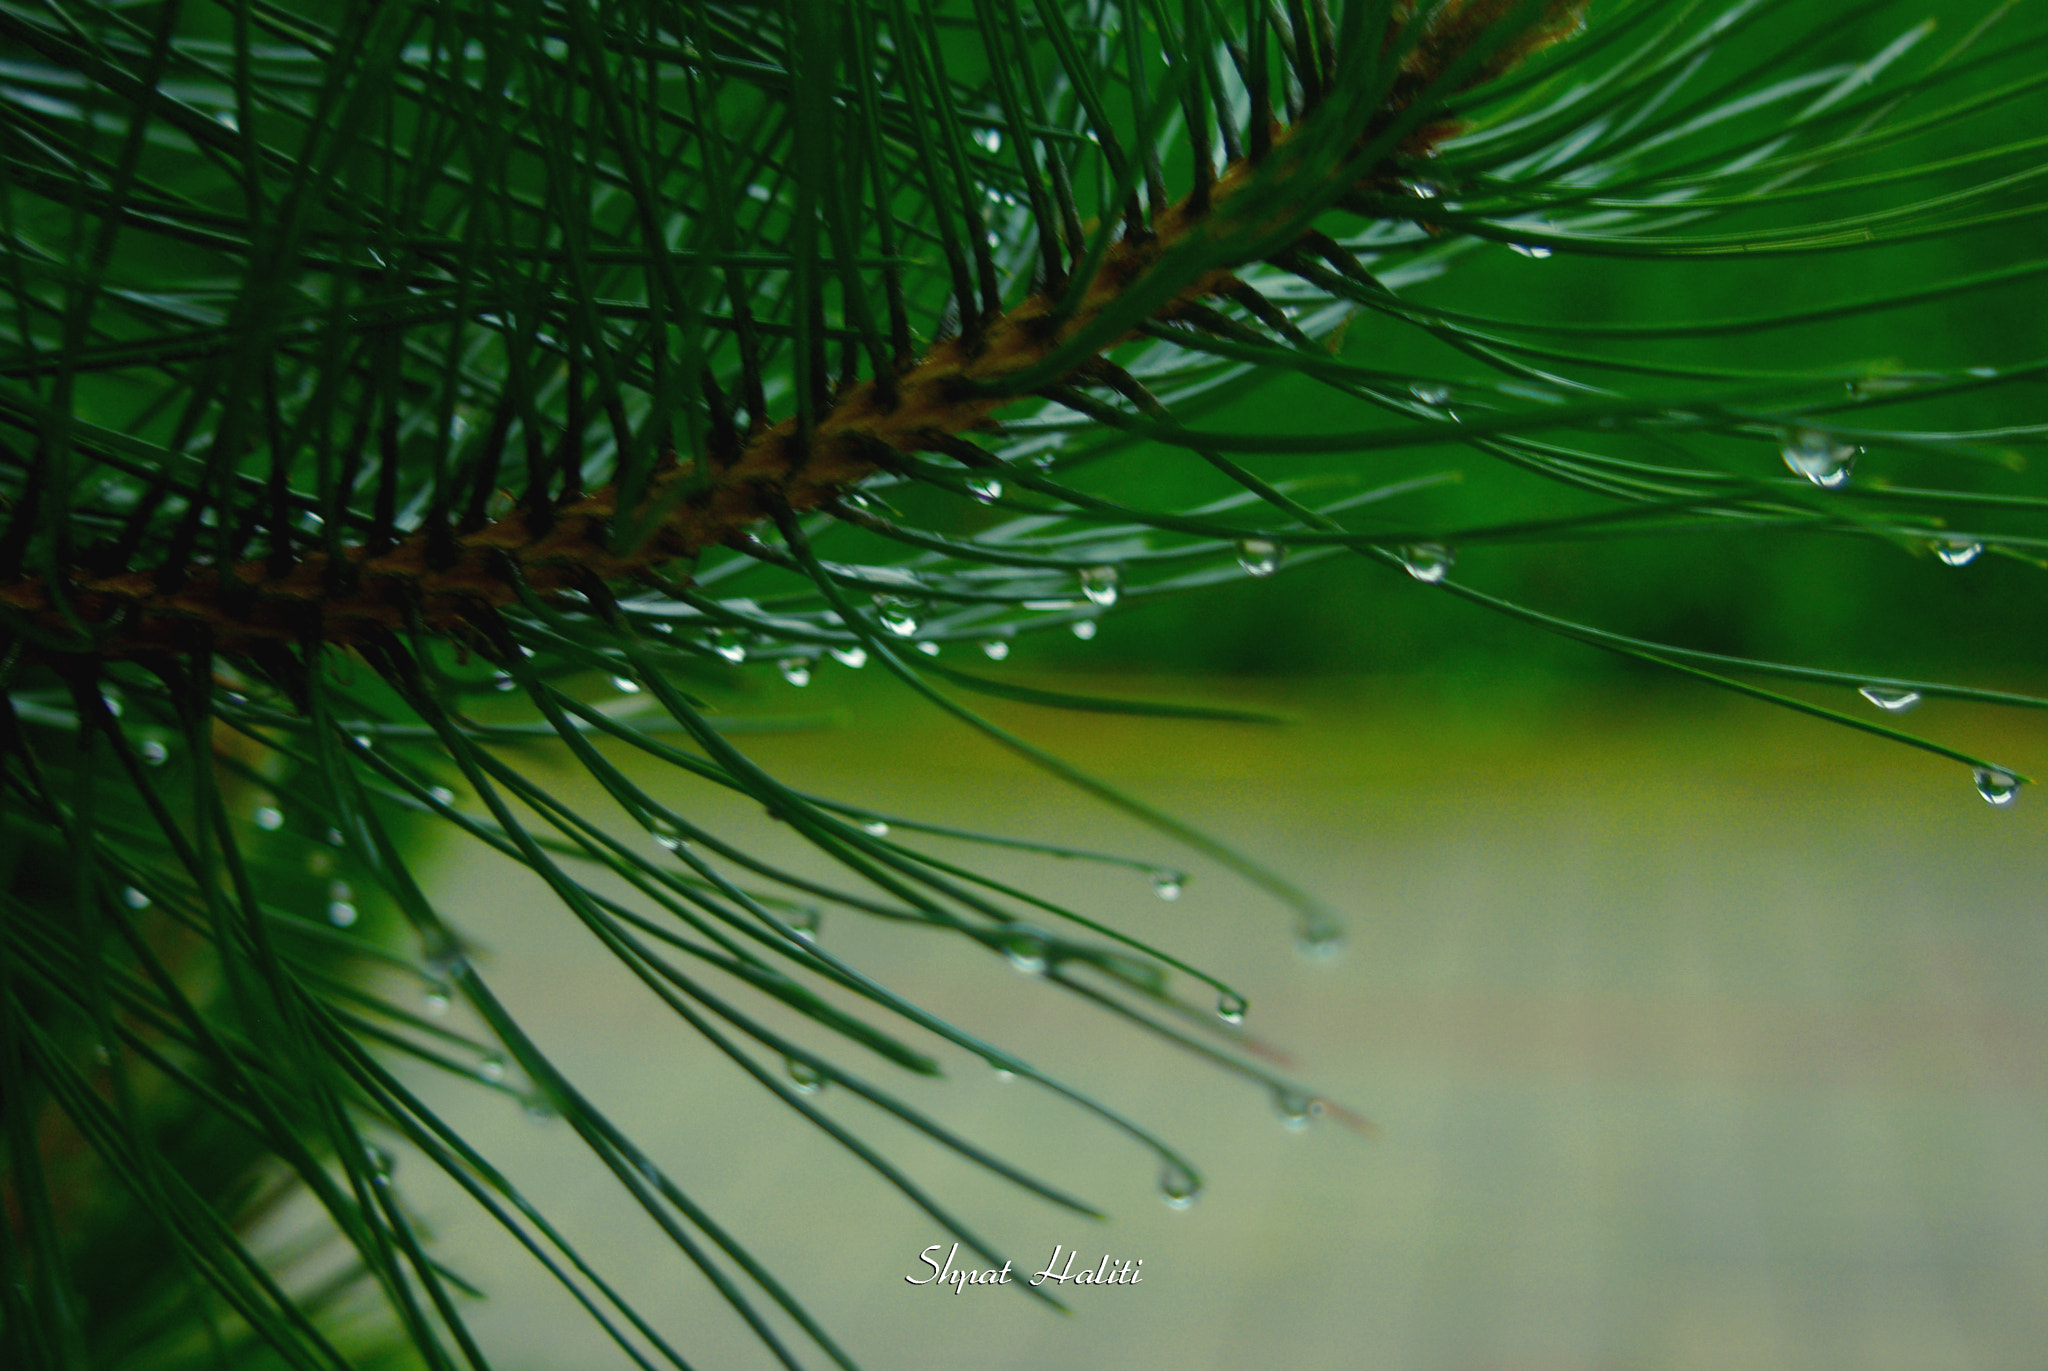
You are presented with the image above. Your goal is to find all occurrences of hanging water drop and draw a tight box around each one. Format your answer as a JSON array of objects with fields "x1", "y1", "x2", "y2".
[
  {"x1": 875, "y1": 597, "x2": 920, "y2": 637},
  {"x1": 1071, "y1": 619, "x2": 1098, "y2": 641},
  {"x1": 122, "y1": 886, "x2": 150, "y2": 910},
  {"x1": 327, "y1": 900, "x2": 358, "y2": 927},
  {"x1": 860, "y1": 819, "x2": 890, "y2": 837},
  {"x1": 1272, "y1": 1087, "x2": 1323, "y2": 1131},
  {"x1": 829, "y1": 644, "x2": 869, "y2": 669},
  {"x1": 1780, "y1": 427, "x2": 1857, "y2": 489},
  {"x1": 1935, "y1": 538, "x2": 1983, "y2": 567},
  {"x1": 968, "y1": 477, "x2": 1003, "y2": 503},
  {"x1": 1002, "y1": 927, "x2": 1051, "y2": 975},
  {"x1": 611, "y1": 675, "x2": 641, "y2": 694},
  {"x1": 1410, "y1": 382, "x2": 1452, "y2": 407},
  {"x1": 493, "y1": 672, "x2": 516, "y2": 691},
  {"x1": 1858, "y1": 686, "x2": 1921, "y2": 713},
  {"x1": 1215, "y1": 991, "x2": 1247, "y2": 1024},
  {"x1": 915, "y1": 640, "x2": 940, "y2": 656},
  {"x1": 974, "y1": 126, "x2": 1003, "y2": 153},
  {"x1": 779, "y1": 657, "x2": 814, "y2": 687},
  {"x1": 650, "y1": 817, "x2": 688, "y2": 851},
  {"x1": 522, "y1": 1091, "x2": 559, "y2": 1122},
  {"x1": 980, "y1": 637, "x2": 1011, "y2": 661},
  {"x1": 253, "y1": 805, "x2": 284, "y2": 831},
  {"x1": 1973, "y1": 767, "x2": 2019, "y2": 807},
  {"x1": 325, "y1": 827, "x2": 346, "y2": 847},
  {"x1": 1296, "y1": 920, "x2": 1345, "y2": 961},
  {"x1": 790, "y1": 907, "x2": 822, "y2": 943},
  {"x1": 479, "y1": 1052, "x2": 507, "y2": 1083},
  {"x1": 712, "y1": 631, "x2": 748, "y2": 662},
  {"x1": 1237, "y1": 539, "x2": 1281, "y2": 578},
  {"x1": 1079, "y1": 565, "x2": 1120, "y2": 607},
  {"x1": 352, "y1": 733, "x2": 373, "y2": 750},
  {"x1": 1509, "y1": 242, "x2": 1554, "y2": 258},
  {"x1": 1400, "y1": 544, "x2": 1454, "y2": 584},
  {"x1": 139, "y1": 738, "x2": 169, "y2": 766},
  {"x1": 1157, "y1": 1161, "x2": 1201, "y2": 1209},
  {"x1": 423, "y1": 986, "x2": 452, "y2": 1016},
  {"x1": 1149, "y1": 870, "x2": 1184, "y2": 901},
  {"x1": 429, "y1": 786, "x2": 455, "y2": 806},
  {"x1": 786, "y1": 1057, "x2": 827, "y2": 1094}
]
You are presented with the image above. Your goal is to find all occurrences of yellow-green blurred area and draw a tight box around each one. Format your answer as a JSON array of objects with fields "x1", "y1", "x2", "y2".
[{"x1": 392, "y1": 673, "x2": 2048, "y2": 1370}]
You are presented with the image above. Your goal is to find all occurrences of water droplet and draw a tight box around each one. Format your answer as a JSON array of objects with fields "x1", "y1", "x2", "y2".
[
  {"x1": 1858, "y1": 686, "x2": 1922, "y2": 713},
  {"x1": 790, "y1": 907, "x2": 822, "y2": 943},
  {"x1": 1780, "y1": 427, "x2": 1858, "y2": 489},
  {"x1": 915, "y1": 641, "x2": 941, "y2": 657},
  {"x1": 980, "y1": 637, "x2": 1011, "y2": 661},
  {"x1": 122, "y1": 886, "x2": 149, "y2": 910},
  {"x1": 522, "y1": 1091, "x2": 559, "y2": 1122},
  {"x1": 829, "y1": 644, "x2": 869, "y2": 669},
  {"x1": 974, "y1": 126, "x2": 1003, "y2": 153},
  {"x1": 968, "y1": 477, "x2": 1003, "y2": 503},
  {"x1": 1399, "y1": 544, "x2": 1454, "y2": 584},
  {"x1": 611, "y1": 674, "x2": 641, "y2": 694},
  {"x1": 786, "y1": 1057, "x2": 827, "y2": 1093},
  {"x1": 779, "y1": 657, "x2": 813, "y2": 687},
  {"x1": 423, "y1": 986, "x2": 452, "y2": 1017},
  {"x1": 1272, "y1": 1087, "x2": 1323, "y2": 1131},
  {"x1": 1296, "y1": 921, "x2": 1345, "y2": 960},
  {"x1": 1935, "y1": 537, "x2": 1983, "y2": 567},
  {"x1": 1079, "y1": 566, "x2": 1120, "y2": 607},
  {"x1": 991, "y1": 1066, "x2": 1016, "y2": 1082},
  {"x1": 352, "y1": 733, "x2": 373, "y2": 750},
  {"x1": 1071, "y1": 619, "x2": 1098, "y2": 641},
  {"x1": 253, "y1": 805, "x2": 284, "y2": 831},
  {"x1": 91, "y1": 1042, "x2": 112, "y2": 1066},
  {"x1": 479, "y1": 1052, "x2": 506, "y2": 1083},
  {"x1": 984, "y1": 230, "x2": 1000, "y2": 248},
  {"x1": 1158, "y1": 1161, "x2": 1200, "y2": 1209},
  {"x1": 493, "y1": 672, "x2": 516, "y2": 691},
  {"x1": 1149, "y1": 870, "x2": 1184, "y2": 901},
  {"x1": 325, "y1": 827, "x2": 346, "y2": 847},
  {"x1": 429, "y1": 786, "x2": 455, "y2": 806},
  {"x1": 712, "y1": 631, "x2": 748, "y2": 662},
  {"x1": 1973, "y1": 767, "x2": 2019, "y2": 807},
  {"x1": 1967, "y1": 366, "x2": 1999, "y2": 379},
  {"x1": 364, "y1": 1144, "x2": 396, "y2": 1178},
  {"x1": 1509, "y1": 242, "x2": 1554, "y2": 258},
  {"x1": 139, "y1": 738, "x2": 169, "y2": 766},
  {"x1": 1002, "y1": 927, "x2": 1050, "y2": 975},
  {"x1": 1847, "y1": 376, "x2": 1916, "y2": 398},
  {"x1": 875, "y1": 597, "x2": 920, "y2": 637},
  {"x1": 1237, "y1": 539, "x2": 1281, "y2": 578},
  {"x1": 327, "y1": 900, "x2": 358, "y2": 927},
  {"x1": 1215, "y1": 992, "x2": 1248, "y2": 1024},
  {"x1": 860, "y1": 819, "x2": 890, "y2": 837},
  {"x1": 1410, "y1": 383, "x2": 1452, "y2": 407},
  {"x1": 650, "y1": 817, "x2": 688, "y2": 851}
]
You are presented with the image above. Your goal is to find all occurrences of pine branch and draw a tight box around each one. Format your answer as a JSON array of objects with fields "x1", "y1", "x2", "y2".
[{"x1": 0, "y1": 0, "x2": 1586, "y2": 662}]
